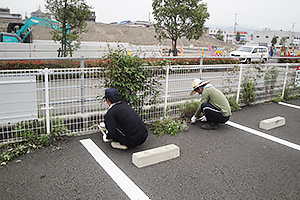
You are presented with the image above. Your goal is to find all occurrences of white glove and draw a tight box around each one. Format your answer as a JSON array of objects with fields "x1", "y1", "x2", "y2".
[
  {"x1": 98, "y1": 124, "x2": 110, "y2": 142},
  {"x1": 99, "y1": 122, "x2": 105, "y2": 128},
  {"x1": 102, "y1": 131, "x2": 110, "y2": 142},
  {"x1": 191, "y1": 116, "x2": 197, "y2": 124},
  {"x1": 199, "y1": 116, "x2": 207, "y2": 122}
]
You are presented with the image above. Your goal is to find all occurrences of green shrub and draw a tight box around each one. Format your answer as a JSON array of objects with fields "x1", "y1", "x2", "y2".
[
  {"x1": 0, "y1": 60, "x2": 80, "y2": 70},
  {"x1": 278, "y1": 58, "x2": 300, "y2": 63},
  {"x1": 151, "y1": 117, "x2": 188, "y2": 137},
  {"x1": 271, "y1": 96, "x2": 283, "y2": 103},
  {"x1": 100, "y1": 47, "x2": 162, "y2": 111},
  {"x1": 0, "y1": 118, "x2": 68, "y2": 165},
  {"x1": 227, "y1": 96, "x2": 240, "y2": 111},
  {"x1": 180, "y1": 100, "x2": 200, "y2": 119},
  {"x1": 0, "y1": 57, "x2": 239, "y2": 70},
  {"x1": 242, "y1": 80, "x2": 257, "y2": 106},
  {"x1": 283, "y1": 85, "x2": 300, "y2": 100}
]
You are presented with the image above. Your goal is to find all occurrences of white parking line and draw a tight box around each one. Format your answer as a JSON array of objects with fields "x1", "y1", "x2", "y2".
[
  {"x1": 278, "y1": 102, "x2": 300, "y2": 110},
  {"x1": 80, "y1": 138, "x2": 150, "y2": 200},
  {"x1": 226, "y1": 121, "x2": 300, "y2": 152}
]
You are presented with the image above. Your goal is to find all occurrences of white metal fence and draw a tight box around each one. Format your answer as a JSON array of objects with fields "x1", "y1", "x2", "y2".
[{"x1": 0, "y1": 60, "x2": 299, "y2": 144}]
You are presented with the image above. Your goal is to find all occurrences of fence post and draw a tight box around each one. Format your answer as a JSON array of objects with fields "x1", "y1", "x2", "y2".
[
  {"x1": 236, "y1": 64, "x2": 243, "y2": 104},
  {"x1": 164, "y1": 65, "x2": 170, "y2": 117},
  {"x1": 199, "y1": 55, "x2": 203, "y2": 79},
  {"x1": 200, "y1": 55, "x2": 204, "y2": 65},
  {"x1": 44, "y1": 68, "x2": 51, "y2": 135},
  {"x1": 281, "y1": 63, "x2": 289, "y2": 99},
  {"x1": 80, "y1": 55, "x2": 85, "y2": 113}
]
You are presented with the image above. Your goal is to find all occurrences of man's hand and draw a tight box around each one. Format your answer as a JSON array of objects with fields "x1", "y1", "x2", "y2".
[
  {"x1": 98, "y1": 125, "x2": 111, "y2": 142},
  {"x1": 190, "y1": 116, "x2": 197, "y2": 124},
  {"x1": 99, "y1": 122, "x2": 105, "y2": 128}
]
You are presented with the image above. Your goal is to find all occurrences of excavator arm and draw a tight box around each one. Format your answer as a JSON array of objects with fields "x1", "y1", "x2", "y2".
[{"x1": 17, "y1": 16, "x2": 70, "y2": 42}]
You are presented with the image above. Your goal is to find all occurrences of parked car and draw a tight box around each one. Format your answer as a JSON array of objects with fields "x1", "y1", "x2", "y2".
[{"x1": 230, "y1": 46, "x2": 269, "y2": 63}]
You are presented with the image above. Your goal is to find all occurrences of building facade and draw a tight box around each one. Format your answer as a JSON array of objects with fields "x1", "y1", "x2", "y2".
[
  {"x1": 30, "y1": 9, "x2": 96, "y2": 22},
  {"x1": 253, "y1": 30, "x2": 300, "y2": 47},
  {"x1": 30, "y1": 8, "x2": 43, "y2": 18},
  {"x1": 0, "y1": 7, "x2": 21, "y2": 20},
  {"x1": 208, "y1": 28, "x2": 250, "y2": 44},
  {"x1": 235, "y1": 31, "x2": 250, "y2": 44}
]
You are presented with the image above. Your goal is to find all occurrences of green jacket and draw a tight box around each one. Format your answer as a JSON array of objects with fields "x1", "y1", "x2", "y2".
[{"x1": 194, "y1": 86, "x2": 231, "y2": 118}]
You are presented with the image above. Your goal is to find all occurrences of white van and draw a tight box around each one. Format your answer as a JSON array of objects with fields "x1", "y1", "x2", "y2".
[{"x1": 230, "y1": 46, "x2": 269, "y2": 63}]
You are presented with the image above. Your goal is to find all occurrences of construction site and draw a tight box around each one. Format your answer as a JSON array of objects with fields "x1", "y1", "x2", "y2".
[{"x1": 0, "y1": 18, "x2": 229, "y2": 48}]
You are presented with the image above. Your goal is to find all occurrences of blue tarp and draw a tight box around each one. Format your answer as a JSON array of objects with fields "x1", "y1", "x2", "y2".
[{"x1": 116, "y1": 20, "x2": 132, "y2": 25}]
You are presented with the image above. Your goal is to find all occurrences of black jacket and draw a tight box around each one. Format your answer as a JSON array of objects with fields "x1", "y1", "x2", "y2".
[{"x1": 104, "y1": 102, "x2": 148, "y2": 147}]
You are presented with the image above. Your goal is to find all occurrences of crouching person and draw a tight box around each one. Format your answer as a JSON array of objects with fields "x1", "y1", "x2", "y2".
[
  {"x1": 102, "y1": 88, "x2": 148, "y2": 149},
  {"x1": 190, "y1": 79, "x2": 231, "y2": 130}
]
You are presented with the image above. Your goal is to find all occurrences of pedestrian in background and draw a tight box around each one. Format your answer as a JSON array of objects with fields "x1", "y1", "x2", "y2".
[{"x1": 270, "y1": 44, "x2": 274, "y2": 57}]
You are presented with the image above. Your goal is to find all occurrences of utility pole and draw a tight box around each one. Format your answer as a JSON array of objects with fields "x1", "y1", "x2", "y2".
[
  {"x1": 290, "y1": 23, "x2": 295, "y2": 47},
  {"x1": 233, "y1": 13, "x2": 238, "y2": 44}
]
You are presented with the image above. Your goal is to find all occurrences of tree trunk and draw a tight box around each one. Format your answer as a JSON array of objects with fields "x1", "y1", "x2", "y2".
[
  {"x1": 62, "y1": 0, "x2": 68, "y2": 57},
  {"x1": 61, "y1": 26, "x2": 68, "y2": 57},
  {"x1": 172, "y1": 39, "x2": 177, "y2": 57}
]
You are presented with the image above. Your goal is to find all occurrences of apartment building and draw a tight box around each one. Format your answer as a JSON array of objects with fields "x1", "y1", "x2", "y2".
[
  {"x1": 253, "y1": 29, "x2": 300, "y2": 47},
  {"x1": 208, "y1": 28, "x2": 250, "y2": 44},
  {"x1": 0, "y1": 7, "x2": 21, "y2": 20}
]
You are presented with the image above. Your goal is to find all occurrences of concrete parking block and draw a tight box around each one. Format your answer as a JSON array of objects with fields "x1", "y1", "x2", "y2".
[
  {"x1": 259, "y1": 116, "x2": 285, "y2": 130},
  {"x1": 132, "y1": 144, "x2": 180, "y2": 168}
]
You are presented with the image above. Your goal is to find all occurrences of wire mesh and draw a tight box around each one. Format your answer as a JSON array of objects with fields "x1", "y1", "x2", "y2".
[
  {"x1": 239, "y1": 64, "x2": 291, "y2": 105},
  {"x1": 0, "y1": 62, "x2": 299, "y2": 144}
]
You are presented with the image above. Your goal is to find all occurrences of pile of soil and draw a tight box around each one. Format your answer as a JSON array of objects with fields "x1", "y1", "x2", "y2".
[
  {"x1": 1, "y1": 19, "x2": 229, "y2": 47},
  {"x1": 33, "y1": 22, "x2": 229, "y2": 47}
]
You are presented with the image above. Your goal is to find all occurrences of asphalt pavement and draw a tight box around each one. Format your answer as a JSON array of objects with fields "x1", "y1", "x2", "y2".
[{"x1": 1, "y1": 99, "x2": 300, "y2": 200}]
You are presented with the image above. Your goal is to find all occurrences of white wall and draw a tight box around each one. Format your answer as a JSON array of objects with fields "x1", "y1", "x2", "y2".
[{"x1": 0, "y1": 40, "x2": 161, "y2": 58}]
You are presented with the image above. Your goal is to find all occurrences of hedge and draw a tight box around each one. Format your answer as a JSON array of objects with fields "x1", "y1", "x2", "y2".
[{"x1": 0, "y1": 57, "x2": 239, "y2": 70}]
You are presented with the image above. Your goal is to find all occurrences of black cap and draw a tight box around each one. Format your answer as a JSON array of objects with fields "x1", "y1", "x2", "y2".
[{"x1": 103, "y1": 88, "x2": 119, "y2": 99}]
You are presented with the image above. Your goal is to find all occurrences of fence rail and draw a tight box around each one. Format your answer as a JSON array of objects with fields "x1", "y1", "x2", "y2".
[{"x1": 0, "y1": 58, "x2": 299, "y2": 144}]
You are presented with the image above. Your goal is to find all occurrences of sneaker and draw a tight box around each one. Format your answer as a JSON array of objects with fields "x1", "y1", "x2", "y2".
[
  {"x1": 200, "y1": 123, "x2": 219, "y2": 130},
  {"x1": 111, "y1": 142, "x2": 128, "y2": 150}
]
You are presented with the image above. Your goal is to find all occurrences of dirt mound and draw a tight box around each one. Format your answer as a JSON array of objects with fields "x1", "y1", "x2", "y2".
[
  {"x1": 3, "y1": 20, "x2": 228, "y2": 47},
  {"x1": 80, "y1": 22, "x2": 228, "y2": 47}
]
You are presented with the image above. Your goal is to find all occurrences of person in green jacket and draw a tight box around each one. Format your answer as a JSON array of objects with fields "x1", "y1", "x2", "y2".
[{"x1": 190, "y1": 79, "x2": 231, "y2": 130}]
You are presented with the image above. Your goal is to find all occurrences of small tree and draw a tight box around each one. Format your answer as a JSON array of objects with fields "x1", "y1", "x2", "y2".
[
  {"x1": 101, "y1": 47, "x2": 162, "y2": 111},
  {"x1": 279, "y1": 37, "x2": 286, "y2": 46},
  {"x1": 216, "y1": 29, "x2": 224, "y2": 41},
  {"x1": 152, "y1": 0, "x2": 209, "y2": 56},
  {"x1": 271, "y1": 35, "x2": 277, "y2": 45},
  {"x1": 45, "y1": 0, "x2": 92, "y2": 57}
]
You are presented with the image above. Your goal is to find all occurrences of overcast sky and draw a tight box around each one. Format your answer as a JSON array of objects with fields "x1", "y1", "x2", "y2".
[{"x1": 2, "y1": 0, "x2": 300, "y2": 33}]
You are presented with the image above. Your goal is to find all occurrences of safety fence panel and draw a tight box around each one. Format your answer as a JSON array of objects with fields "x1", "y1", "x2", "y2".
[
  {"x1": 0, "y1": 68, "x2": 104, "y2": 144},
  {"x1": 0, "y1": 63, "x2": 299, "y2": 144},
  {"x1": 43, "y1": 68, "x2": 105, "y2": 135},
  {"x1": 0, "y1": 69, "x2": 46, "y2": 143}
]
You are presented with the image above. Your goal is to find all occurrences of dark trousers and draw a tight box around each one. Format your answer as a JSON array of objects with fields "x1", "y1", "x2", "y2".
[
  {"x1": 201, "y1": 103, "x2": 230, "y2": 124},
  {"x1": 114, "y1": 128, "x2": 147, "y2": 148}
]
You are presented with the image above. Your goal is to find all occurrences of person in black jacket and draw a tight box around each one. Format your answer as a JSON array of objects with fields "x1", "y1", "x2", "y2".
[{"x1": 102, "y1": 88, "x2": 148, "y2": 149}]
